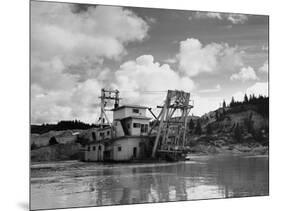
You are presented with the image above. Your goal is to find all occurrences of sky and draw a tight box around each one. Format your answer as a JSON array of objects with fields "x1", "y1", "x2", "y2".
[{"x1": 31, "y1": 1, "x2": 269, "y2": 124}]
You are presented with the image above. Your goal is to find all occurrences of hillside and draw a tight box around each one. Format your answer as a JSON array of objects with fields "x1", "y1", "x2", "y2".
[
  {"x1": 30, "y1": 129, "x2": 88, "y2": 162},
  {"x1": 31, "y1": 129, "x2": 85, "y2": 147},
  {"x1": 200, "y1": 96, "x2": 269, "y2": 137},
  {"x1": 31, "y1": 143, "x2": 82, "y2": 162},
  {"x1": 186, "y1": 96, "x2": 269, "y2": 154}
]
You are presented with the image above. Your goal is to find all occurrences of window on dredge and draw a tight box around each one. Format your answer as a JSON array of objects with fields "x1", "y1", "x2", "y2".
[
  {"x1": 118, "y1": 146, "x2": 122, "y2": 151},
  {"x1": 92, "y1": 146, "x2": 96, "y2": 151},
  {"x1": 141, "y1": 124, "x2": 145, "y2": 132},
  {"x1": 141, "y1": 124, "x2": 149, "y2": 133},
  {"x1": 132, "y1": 108, "x2": 139, "y2": 113},
  {"x1": 133, "y1": 123, "x2": 140, "y2": 128},
  {"x1": 144, "y1": 124, "x2": 148, "y2": 132}
]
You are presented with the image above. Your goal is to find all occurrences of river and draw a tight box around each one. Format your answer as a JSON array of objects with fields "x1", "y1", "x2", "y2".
[{"x1": 30, "y1": 154, "x2": 269, "y2": 210}]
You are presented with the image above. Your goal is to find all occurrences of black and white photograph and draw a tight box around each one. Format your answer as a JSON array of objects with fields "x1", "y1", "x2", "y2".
[{"x1": 30, "y1": 0, "x2": 269, "y2": 210}]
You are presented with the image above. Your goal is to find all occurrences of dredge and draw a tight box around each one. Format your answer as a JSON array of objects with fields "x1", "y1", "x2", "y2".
[{"x1": 81, "y1": 88, "x2": 193, "y2": 162}]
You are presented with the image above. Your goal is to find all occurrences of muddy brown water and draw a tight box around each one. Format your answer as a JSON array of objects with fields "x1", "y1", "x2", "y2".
[{"x1": 30, "y1": 154, "x2": 269, "y2": 210}]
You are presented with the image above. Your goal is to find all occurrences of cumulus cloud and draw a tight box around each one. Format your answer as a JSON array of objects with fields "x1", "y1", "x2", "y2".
[
  {"x1": 190, "y1": 12, "x2": 222, "y2": 20},
  {"x1": 31, "y1": 1, "x2": 149, "y2": 123},
  {"x1": 247, "y1": 82, "x2": 268, "y2": 96},
  {"x1": 31, "y1": 79, "x2": 103, "y2": 124},
  {"x1": 31, "y1": 57, "x2": 78, "y2": 91},
  {"x1": 31, "y1": 2, "x2": 149, "y2": 73},
  {"x1": 259, "y1": 60, "x2": 268, "y2": 73},
  {"x1": 163, "y1": 58, "x2": 177, "y2": 64},
  {"x1": 230, "y1": 66, "x2": 259, "y2": 81},
  {"x1": 227, "y1": 14, "x2": 248, "y2": 24},
  {"x1": 177, "y1": 38, "x2": 243, "y2": 77},
  {"x1": 189, "y1": 12, "x2": 248, "y2": 24},
  {"x1": 232, "y1": 82, "x2": 268, "y2": 102},
  {"x1": 113, "y1": 55, "x2": 195, "y2": 108}
]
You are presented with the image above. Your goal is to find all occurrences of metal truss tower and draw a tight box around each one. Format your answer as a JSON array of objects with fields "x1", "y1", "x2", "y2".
[
  {"x1": 98, "y1": 88, "x2": 120, "y2": 127},
  {"x1": 151, "y1": 90, "x2": 193, "y2": 158}
]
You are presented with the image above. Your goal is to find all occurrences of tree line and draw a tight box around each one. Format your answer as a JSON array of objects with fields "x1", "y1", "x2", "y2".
[
  {"x1": 221, "y1": 94, "x2": 268, "y2": 117},
  {"x1": 226, "y1": 94, "x2": 268, "y2": 108},
  {"x1": 31, "y1": 120, "x2": 98, "y2": 134}
]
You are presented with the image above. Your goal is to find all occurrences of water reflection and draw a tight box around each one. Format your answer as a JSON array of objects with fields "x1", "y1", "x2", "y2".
[{"x1": 31, "y1": 155, "x2": 269, "y2": 210}]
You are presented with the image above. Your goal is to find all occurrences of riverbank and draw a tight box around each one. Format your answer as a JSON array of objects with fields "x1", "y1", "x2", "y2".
[
  {"x1": 31, "y1": 143, "x2": 82, "y2": 162},
  {"x1": 187, "y1": 143, "x2": 268, "y2": 156},
  {"x1": 30, "y1": 141, "x2": 268, "y2": 163}
]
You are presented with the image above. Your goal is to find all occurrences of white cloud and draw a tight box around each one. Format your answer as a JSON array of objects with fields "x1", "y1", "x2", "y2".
[
  {"x1": 163, "y1": 58, "x2": 177, "y2": 64},
  {"x1": 31, "y1": 2, "x2": 149, "y2": 82},
  {"x1": 192, "y1": 12, "x2": 222, "y2": 20},
  {"x1": 190, "y1": 12, "x2": 248, "y2": 24},
  {"x1": 198, "y1": 84, "x2": 221, "y2": 93},
  {"x1": 259, "y1": 60, "x2": 268, "y2": 73},
  {"x1": 31, "y1": 2, "x2": 149, "y2": 124},
  {"x1": 113, "y1": 55, "x2": 195, "y2": 108},
  {"x1": 31, "y1": 3, "x2": 148, "y2": 63},
  {"x1": 246, "y1": 82, "x2": 268, "y2": 97},
  {"x1": 177, "y1": 38, "x2": 243, "y2": 77},
  {"x1": 227, "y1": 14, "x2": 248, "y2": 24},
  {"x1": 230, "y1": 66, "x2": 259, "y2": 81},
  {"x1": 145, "y1": 17, "x2": 157, "y2": 24},
  {"x1": 31, "y1": 57, "x2": 78, "y2": 91},
  {"x1": 31, "y1": 79, "x2": 103, "y2": 124}
]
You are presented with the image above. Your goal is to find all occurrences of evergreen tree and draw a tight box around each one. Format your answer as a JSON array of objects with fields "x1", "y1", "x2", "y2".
[
  {"x1": 244, "y1": 94, "x2": 249, "y2": 103},
  {"x1": 215, "y1": 110, "x2": 220, "y2": 121},
  {"x1": 206, "y1": 124, "x2": 212, "y2": 134},
  {"x1": 49, "y1": 136, "x2": 58, "y2": 145},
  {"x1": 189, "y1": 119, "x2": 195, "y2": 130},
  {"x1": 222, "y1": 108, "x2": 226, "y2": 115},
  {"x1": 253, "y1": 129, "x2": 263, "y2": 143},
  {"x1": 234, "y1": 124, "x2": 242, "y2": 142},
  {"x1": 230, "y1": 97, "x2": 235, "y2": 107},
  {"x1": 249, "y1": 94, "x2": 253, "y2": 102},
  {"x1": 223, "y1": 100, "x2": 226, "y2": 108},
  {"x1": 31, "y1": 142, "x2": 38, "y2": 150},
  {"x1": 257, "y1": 98, "x2": 269, "y2": 117},
  {"x1": 244, "y1": 112, "x2": 254, "y2": 134},
  {"x1": 195, "y1": 119, "x2": 202, "y2": 135}
]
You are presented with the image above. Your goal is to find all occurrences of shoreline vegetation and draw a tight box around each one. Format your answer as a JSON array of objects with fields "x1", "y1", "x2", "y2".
[{"x1": 31, "y1": 94, "x2": 269, "y2": 163}]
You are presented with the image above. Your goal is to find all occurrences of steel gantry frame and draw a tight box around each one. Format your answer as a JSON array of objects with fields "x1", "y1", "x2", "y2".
[
  {"x1": 98, "y1": 88, "x2": 120, "y2": 127},
  {"x1": 151, "y1": 90, "x2": 194, "y2": 158}
]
